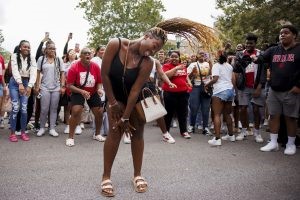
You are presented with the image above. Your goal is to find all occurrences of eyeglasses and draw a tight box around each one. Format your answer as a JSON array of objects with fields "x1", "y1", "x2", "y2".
[
  {"x1": 81, "y1": 52, "x2": 91, "y2": 55},
  {"x1": 48, "y1": 48, "x2": 56, "y2": 50}
]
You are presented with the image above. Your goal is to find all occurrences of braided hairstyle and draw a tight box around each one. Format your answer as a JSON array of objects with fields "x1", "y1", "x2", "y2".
[
  {"x1": 16, "y1": 40, "x2": 31, "y2": 71},
  {"x1": 152, "y1": 17, "x2": 220, "y2": 51}
]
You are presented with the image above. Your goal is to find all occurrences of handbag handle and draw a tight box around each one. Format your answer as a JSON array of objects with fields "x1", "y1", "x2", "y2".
[{"x1": 141, "y1": 87, "x2": 157, "y2": 108}]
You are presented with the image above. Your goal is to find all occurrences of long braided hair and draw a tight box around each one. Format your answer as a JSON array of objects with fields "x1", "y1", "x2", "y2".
[
  {"x1": 16, "y1": 40, "x2": 31, "y2": 71},
  {"x1": 146, "y1": 17, "x2": 221, "y2": 52}
]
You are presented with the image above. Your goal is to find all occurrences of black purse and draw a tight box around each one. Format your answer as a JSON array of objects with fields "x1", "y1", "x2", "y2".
[{"x1": 196, "y1": 62, "x2": 212, "y2": 98}]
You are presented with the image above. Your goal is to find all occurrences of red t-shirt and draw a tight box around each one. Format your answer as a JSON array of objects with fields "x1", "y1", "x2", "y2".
[
  {"x1": 0, "y1": 55, "x2": 5, "y2": 83},
  {"x1": 162, "y1": 63, "x2": 188, "y2": 92},
  {"x1": 244, "y1": 49, "x2": 259, "y2": 88},
  {"x1": 67, "y1": 60, "x2": 101, "y2": 94}
]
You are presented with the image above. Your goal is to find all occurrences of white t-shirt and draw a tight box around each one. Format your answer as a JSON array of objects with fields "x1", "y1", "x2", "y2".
[
  {"x1": 187, "y1": 61, "x2": 210, "y2": 86},
  {"x1": 211, "y1": 62, "x2": 233, "y2": 94},
  {"x1": 91, "y1": 56, "x2": 102, "y2": 69}
]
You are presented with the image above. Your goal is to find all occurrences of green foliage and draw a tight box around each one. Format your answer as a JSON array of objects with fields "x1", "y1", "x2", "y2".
[
  {"x1": 0, "y1": 29, "x2": 4, "y2": 47},
  {"x1": 77, "y1": 0, "x2": 165, "y2": 47},
  {"x1": 215, "y1": 0, "x2": 300, "y2": 48}
]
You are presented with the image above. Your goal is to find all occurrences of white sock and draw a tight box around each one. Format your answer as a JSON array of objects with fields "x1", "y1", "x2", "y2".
[
  {"x1": 270, "y1": 133, "x2": 278, "y2": 143},
  {"x1": 253, "y1": 128, "x2": 259, "y2": 136},
  {"x1": 287, "y1": 136, "x2": 296, "y2": 145}
]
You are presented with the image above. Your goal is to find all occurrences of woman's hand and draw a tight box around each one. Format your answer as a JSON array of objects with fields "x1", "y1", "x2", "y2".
[
  {"x1": 26, "y1": 87, "x2": 32, "y2": 97},
  {"x1": 112, "y1": 118, "x2": 136, "y2": 137},
  {"x1": 19, "y1": 84, "x2": 26, "y2": 95},
  {"x1": 109, "y1": 102, "x2": 123, "y2": 123},
  {"x1": 33, "y1": 85, "x2": 40, "y2": 95},
  {"x1": 80, "y1": 90, "x2": 90, "y2": 100},
  {"x1": 289, "y1": 86, "x2": 300, "y2": 94},
  {"x1": 60, "y1": 87, "x2": 66, "y2": 95},
  {"x1": 168, "y1": 82, "x2": 177, "y2": 88}
]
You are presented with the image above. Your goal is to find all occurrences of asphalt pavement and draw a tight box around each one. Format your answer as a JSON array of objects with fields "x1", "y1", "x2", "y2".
[{"x1": 0, "y1": 122, "x2": 300, "y2": 200}]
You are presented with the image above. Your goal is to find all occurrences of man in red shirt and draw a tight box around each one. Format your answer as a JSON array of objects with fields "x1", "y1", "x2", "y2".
[
  {"x1": 66, "y1": 47, "x2": 104, "y2": 147},
  {"x1": 233, "y1": 33, "x2": 267, "y2": 143}
]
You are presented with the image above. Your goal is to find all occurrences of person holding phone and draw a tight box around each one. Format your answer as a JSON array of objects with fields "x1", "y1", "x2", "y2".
[{"x1": 9, "y1": 40, "x2": 37, "y2": 142}]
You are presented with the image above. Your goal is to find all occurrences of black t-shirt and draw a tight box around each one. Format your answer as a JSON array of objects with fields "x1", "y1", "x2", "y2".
[{"x1": 260, "y1": 43, "x2": 300, "y2": 92}]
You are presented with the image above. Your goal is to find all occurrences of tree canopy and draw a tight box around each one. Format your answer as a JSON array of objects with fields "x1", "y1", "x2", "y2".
[
  {"x1": 215, "y1": 0, "x2": 300, "y2": 48},
  {"x1": 77, "y1": 0, "x2": 165, "y2": 47}
]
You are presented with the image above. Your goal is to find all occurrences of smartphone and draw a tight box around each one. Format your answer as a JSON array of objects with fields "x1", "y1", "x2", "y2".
[
  {"x1": 69, "y1": 32, "x2": 73, "y2": 39},
  {"x1": 45, "y1": 32, "x2": 50, "y2": 38}
]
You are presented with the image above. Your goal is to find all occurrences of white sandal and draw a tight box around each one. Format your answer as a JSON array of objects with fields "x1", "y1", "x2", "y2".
[
  {"x1": 101, "y1": 179, "x2": 115, "y2": 197},
  {"x1": 66, "y1": 138, "x2": 74, "y2": 147},
  {"x1": 132, "y1": 176, "x2": 148, "y2": 193}
]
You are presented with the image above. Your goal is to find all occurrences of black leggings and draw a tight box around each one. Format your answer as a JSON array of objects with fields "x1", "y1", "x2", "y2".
[{"x1": 163, "y1": 91, "x2": 189, "y2": 133}]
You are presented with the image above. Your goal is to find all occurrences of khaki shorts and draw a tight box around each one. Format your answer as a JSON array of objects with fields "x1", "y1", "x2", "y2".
[
  {"x1": 267, "y1": 89, "x2": 300, "y2": 118},
  {"x1": 238, "y1": 87, "x2": 265, "y2": 107}
]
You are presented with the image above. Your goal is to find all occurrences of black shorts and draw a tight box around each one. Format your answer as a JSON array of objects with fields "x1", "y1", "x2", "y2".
[
  {"x1": 70, "y1": 92, "x2": 103, "y2": 108},
  {"x1": 59, "y1": 93, "x2": 70, "y2": 106}
]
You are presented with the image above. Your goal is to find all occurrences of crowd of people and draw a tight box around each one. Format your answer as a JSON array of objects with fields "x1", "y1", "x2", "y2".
[{"x1": 0, "y1": 21, "x2": 299, "y2": 197}]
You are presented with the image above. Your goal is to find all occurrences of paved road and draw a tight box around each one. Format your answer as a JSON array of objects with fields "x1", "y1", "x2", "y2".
[{"x1": 0, "y1": 122, "x2": 300, "y2": 200}]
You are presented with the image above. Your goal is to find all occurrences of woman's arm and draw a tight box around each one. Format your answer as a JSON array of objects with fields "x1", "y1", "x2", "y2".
[
  {"x1": 164, "y1": 64, "x2": 184, "y2": 78},
  {"x1": 122, "y1": 57, "x2": 153, "y2": 120},
  {"x1": 155, "y1": 60, "x2": 176, "y2": 88}
]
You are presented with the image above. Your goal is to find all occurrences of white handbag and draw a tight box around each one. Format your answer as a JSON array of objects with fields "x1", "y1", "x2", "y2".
[{"x1": 135, "y1": 87, "x2": 167, "y2": 123}]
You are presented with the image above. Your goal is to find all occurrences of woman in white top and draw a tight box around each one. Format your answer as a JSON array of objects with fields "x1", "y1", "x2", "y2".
[
  {"x1": 9, "y1": 40, "x2": 37, "y2": 142},
  {"x1": 205, "y1": 52, "x2": 235, "y2": 146}
]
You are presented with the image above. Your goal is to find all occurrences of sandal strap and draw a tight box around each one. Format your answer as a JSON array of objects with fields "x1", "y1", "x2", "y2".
[
  {"x1": 101, "y1": 179, "x2": 112, "y2": 186},
  {"x1": 133, "y1": 176, "x2": 147, "y2": 186}
]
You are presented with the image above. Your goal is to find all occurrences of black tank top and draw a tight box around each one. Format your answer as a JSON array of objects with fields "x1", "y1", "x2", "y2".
[{"x1": 109, "y1": 38, "x2": 144, "y2": 104}]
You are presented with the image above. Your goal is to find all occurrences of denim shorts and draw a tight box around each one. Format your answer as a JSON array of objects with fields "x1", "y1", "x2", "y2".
[
  {"x1": 213, "y1": 89, "x2": 234, "y2": 102},
  {"x1": 0, "y1": 84, "x2": 3, "y2": 97}
]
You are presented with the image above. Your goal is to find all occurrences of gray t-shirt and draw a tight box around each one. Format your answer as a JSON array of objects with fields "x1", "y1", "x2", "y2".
[{"x1": 37, "y1": 56, "x2": 65, "y2": 91}]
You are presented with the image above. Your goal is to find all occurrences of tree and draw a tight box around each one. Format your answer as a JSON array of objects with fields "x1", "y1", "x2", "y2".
[
  {"x1": 77, "y1": 0, "x2": 165, "y2": 47},
  {"x1": 0, "y1": 29, "x2": 4, "y2": 47},
  {"x1": 215, "y1": 0, "x2": 300, "y2": 48}
]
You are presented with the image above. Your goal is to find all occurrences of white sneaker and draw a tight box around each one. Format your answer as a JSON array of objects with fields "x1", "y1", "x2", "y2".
[
  {"x1": 260, "y1": 142, "x2": 279, "y2": 152},
  {"x1": 80, "y1": 122, "x2": 85, "y2": 129},
  {"x1": 187, "y1": 125, "x2": 194, "y2": 133},
  {"x1": 15, "y1": 131, "x2": 21, "y2": 136},
  {"x1": 0, "y1": 119, "x2": 5, "y2": 129},
  {"x1": 284, "y1": 144, "x2": 296, "y2": 155},
  {"x1": 249, "y1": 123, "x2": 254, "y2": 128},
  {"x1": 75, "y1": 125, "x2": 82, "y2": 135},
  {"x1": 221, "y1": 134, "x2": 236, "y2": 142},
  {"x1": 93, "y1": 134, "x2": 106, "y2": 142},
  {"x1": 37, "y1": 128, "x2": 45, "y2": 137},
  {"x1": 210, "y1": 124, "x2": 214, "y2": 130},
  {"x1": 221, "y1": 124, "x2": 227, "y2": 133},
  {"x1": 255, "y1": 134, "x2": 264, "y2": 143},
  {"x1": 208, "y1": 137, "x2": 222, "y2": 146},
  {"x1": 181, "y1": 132, "x2": 191, "y2": 139},
  {"x1": 64, "y1": 125, "x2": 69, "y2": 134},
  {"x1": 203, "y1": 128, "x2": 213, "y2": 136},
  {"x1": 247, "y1": 129, "x2": 253, "y2": 136},
  {"x1": 197, "y1": 125, "x2": 203, "y2": 130},
  {"x1": 162, "y1": 132, "x2": 175, "y2": 144},
  {"x1": 49, "y1": 129, "x2": 59, "y2": 137},
  {"x1": 66, "y1": 138, "x2": 75, "y2": 147},
  {"x1": 172, "y1": 120, "x2": 178, "y2": 128},
  {"x1": 236, "y1": 132, "x2": 246, "y2": 141},
  {"x1": 123, "y1": 134, "x2": 131, "y2": 144}
]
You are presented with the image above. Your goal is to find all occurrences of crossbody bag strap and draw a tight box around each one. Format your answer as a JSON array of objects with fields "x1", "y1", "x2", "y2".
[
  {"x1": 122, "y1": 41, "x2": 131, "y2": 97},
  {"x1": 196, "y1": 62, "x2": 204, "y2": 85},
  {"x1": 79, "y1": 64, "x2": 90, "y2": 88}
]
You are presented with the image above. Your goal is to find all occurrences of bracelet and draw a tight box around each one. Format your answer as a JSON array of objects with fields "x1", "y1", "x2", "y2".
[
  {"x1": 108, "y1": 101, "x2": 118, "y2": 108},
  {"x1": 121, "y1": 117, "x2": 129, "y2": 122}
]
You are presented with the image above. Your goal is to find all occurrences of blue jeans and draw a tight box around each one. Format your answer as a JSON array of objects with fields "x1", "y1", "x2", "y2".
[
  {"x1": 9, "y1": 77, "x2": 29, "y2": 132},
  {"x1": 189, "y1": 85, "x2": 211, "y2": 128}
]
